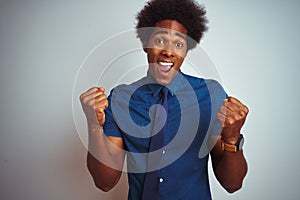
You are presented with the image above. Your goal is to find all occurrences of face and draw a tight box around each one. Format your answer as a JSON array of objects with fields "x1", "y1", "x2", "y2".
[{"x1": 145, "y1": 20, "x2": 188, "y2": 85}]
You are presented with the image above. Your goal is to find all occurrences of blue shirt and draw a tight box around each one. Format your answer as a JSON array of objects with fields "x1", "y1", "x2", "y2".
[{"x1": 103, "y1": 71, "x2": 227, "y2": 200}]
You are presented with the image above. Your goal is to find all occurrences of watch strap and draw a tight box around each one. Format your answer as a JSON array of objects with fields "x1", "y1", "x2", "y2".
[{"x1": 221, "y1": 134, "x2": 244, "y2": 152}]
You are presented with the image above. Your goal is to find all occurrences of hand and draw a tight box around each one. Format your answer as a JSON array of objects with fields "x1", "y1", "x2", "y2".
[
  {"x1": 217, "y1": 96, "x2": 249, "y2": 144},
  {"x1": 80, "y1": 87, "x2": 108, "y2": 127}
]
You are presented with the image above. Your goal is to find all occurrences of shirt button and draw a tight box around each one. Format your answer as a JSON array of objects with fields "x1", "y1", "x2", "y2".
[
  {"x1": 162, "y1": 150, "x2": 166, "y2": 154},
  {"x1": 159, "y1": 178, "x2": 164, "y2": 183}
]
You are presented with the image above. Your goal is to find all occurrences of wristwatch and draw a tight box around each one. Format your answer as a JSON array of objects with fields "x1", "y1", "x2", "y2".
[{"x1": 221, "y1": 134, "x2": 244, "y2": 152}]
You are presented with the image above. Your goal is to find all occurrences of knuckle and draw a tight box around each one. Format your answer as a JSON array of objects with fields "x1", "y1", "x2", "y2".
[
  {"x1": 80, "y1": 94, "x2": 87, "y2": 102},
  {"x1": 94, "y1": 95, "x2": 101, "y2": 102},
  {"x1": 79, "y1": 94, "x2": 84, "y2": 101},
  {"x1": 100, "y1": 98, "x2": 108, "y2": 106},
  {"x1": 93, "y1": 92, "x2": 99, "y2": 98},
  {"x1": 234, "y1": 115, "x2": 241, "y2": 121},
  {"x1": 227, "y1": 118, "x2": 235, "y2": 125},
  {"x1": 240, "y1": 110, "x2": 247, "y2": 118},
  {"x1": 101, "y1": 93, "x2": 107, "y2": 99},
  {"x1": 239, "y1": 111, "x2": 246, "y2": 118},
  {"x1": 244, "y1": 105, "x2": 249, "y2": 114},
  {"x1": 104, "y1": 99, "x2": 109, "y2": 105},
  {"x1": 91, "y1": 87, "x2": 99, "y2": 91},
  {"x1": 82, "y1": 98, "x2": 88, "y2": 105}
]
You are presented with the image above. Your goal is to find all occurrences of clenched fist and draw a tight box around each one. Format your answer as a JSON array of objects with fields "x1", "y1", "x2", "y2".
[
  {"x1": 217, "y1": 96, "x2": 249, "y2": 144},
  {"x1": 80, "y1": 87, "x2": 108, "y2": 127}
]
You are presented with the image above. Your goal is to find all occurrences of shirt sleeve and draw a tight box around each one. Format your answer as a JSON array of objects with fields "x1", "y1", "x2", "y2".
[
  {"x1": 199, "y1": 79, "x2": 227, "y2": 158},
  {"x1": 102, "y1": 89, "x2": 123, "y2": 138},
  {"x1": 206, "y1": 79, "x2": 228, "y2": 136}
]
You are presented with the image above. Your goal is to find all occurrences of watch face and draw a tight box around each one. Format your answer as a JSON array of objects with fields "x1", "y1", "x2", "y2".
[{"x1": 238, "y1": 137, "x2": 244, "y2": 150}]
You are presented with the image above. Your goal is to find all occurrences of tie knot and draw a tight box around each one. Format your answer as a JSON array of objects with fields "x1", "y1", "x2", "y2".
[{"x1": 161, "y1": 87, "x2": 169, "y2": 99}]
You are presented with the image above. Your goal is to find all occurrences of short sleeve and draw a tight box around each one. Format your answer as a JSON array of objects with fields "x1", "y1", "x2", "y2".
[
  {"x1": 199, "y1": 79, "x2": 227, "y2": 158},
  {"x1": 206, "y1": 79, "x2": 228, "y2": 135},
  {"x1": 103, "y1": 89, "x2": 123, "y2": 138}
]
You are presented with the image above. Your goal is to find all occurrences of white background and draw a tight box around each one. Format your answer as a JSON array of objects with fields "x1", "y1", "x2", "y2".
[{"x1": 0, "y1": 0, "x2": 299, "y2": 199}]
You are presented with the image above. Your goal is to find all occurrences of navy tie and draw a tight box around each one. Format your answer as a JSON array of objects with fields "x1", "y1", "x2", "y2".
[{"x1": 142, "y1": 86, "x2": 168, "y2": 200}]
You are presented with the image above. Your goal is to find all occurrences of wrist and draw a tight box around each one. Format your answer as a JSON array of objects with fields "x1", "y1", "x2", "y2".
[
  {"x1": 87, "y1": 116, "x2": 102, "y2": 127},
  {"x1": 220, "y1": 134, "x2": 244, "y2": 152},
  {"x1": 88, "y1": 122, "x2": 102, "y2": 132},
  {"x1": 221, "y1": 134, "x2": 240, "y2": 145}
]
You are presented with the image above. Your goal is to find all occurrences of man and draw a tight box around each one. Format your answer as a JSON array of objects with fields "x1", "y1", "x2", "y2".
[{"x1": 80, "y1": 0, "x2": 248, "y2": 199}]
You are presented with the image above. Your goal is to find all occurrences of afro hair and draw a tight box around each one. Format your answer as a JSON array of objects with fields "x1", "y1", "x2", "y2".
[{"x1": 136, "y1": 0, "x2": 208, "y2": 50}]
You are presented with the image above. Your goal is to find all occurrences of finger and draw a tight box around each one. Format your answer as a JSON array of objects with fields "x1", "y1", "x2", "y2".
[
  {"x1": 95, "y1": 93, "x2": 107, "y2": 103},
  {"x1": 219, "y1": 105, "x2": 227, "y2": 115},
  {"x1": 95, "y1": 98, "x2": 109, "y2": 110},
  {"x1": 98, "y1": 87, "x2": 105, "y2": 93},
  {"x1": 83, "y1": 94, "x2": 108, "y2": 112},
  {"x1": 223, "y1": 106, "x2": 244, "y2": 123},
  {"x1": 81, "y1": 87, "x2": 101, "y2": 98},
  {"x1": 219, "y1": 105, "x2": 235, "y2": 119},
  {"x1": 217, "y1": 112, "x2": 226, "y2": 127},
  {"x1": 80, "y1": 87, "x2": 103, "y2": 103},
  {"x1": 224, "y1": 101, "x2": 241, "y2": 114},
  {"x1": 96, "y1": 109, "x2": 105, "y2": 126},
  {"x1": 82, "y1": 90, "x2": 106, "y2": 104},
  {"x1": 226, "y1": 104, "x2": 247, "y2": 119},
  {"x1": 217, "y1": 112, "x2": 236, "y2": 128},
  {"x1": 227, "y1": 96, "x2": 243, "y2": 105},
  {"x1": 224, "y1": 98, "x2": 248, "y2": 118},
  {"x1": 219, "y1": 106, "x2": 243, "y2": 127},
  {"x1": 226, "y1": 97, "x2": 249, "y2": 113}
]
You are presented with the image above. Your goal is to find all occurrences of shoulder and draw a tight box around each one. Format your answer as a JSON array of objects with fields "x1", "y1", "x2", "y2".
[
  {"x1": 181, "y1": 72, "x2": 205, "y2": 85},
  {"x1": 204, "y1": 79, "x2": 226, "y2": 94},
  {"x1": 181, "y1": 72, "x2": 227, "y2": 100},
  {"x1": 181, "y1": 72, "x2": 224, "y2": 90},
  {"x1": 109, "y1": 77, "x2": 148, "y2": 95},
  {"x1": 107, "y1": 77, "x2": 151, "y2": 105}
]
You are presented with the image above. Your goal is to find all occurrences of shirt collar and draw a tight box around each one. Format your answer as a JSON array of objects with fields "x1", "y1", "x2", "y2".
[{"x1": 145, "y1": 70, "x2": 185, "y2": 96}]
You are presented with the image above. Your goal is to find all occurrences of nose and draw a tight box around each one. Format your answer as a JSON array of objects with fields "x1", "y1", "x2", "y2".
[{"x1": 160, "y1": 46, "x2": 175, "y2": 58}]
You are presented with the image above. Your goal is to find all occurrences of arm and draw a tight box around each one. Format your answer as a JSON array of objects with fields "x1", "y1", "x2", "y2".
[
  {"x1": 210, "y1": 96, "x2": 249, "y2": 193},
  {"x1": 80, "y1": 87, "x2": 125, "y2": 192}
]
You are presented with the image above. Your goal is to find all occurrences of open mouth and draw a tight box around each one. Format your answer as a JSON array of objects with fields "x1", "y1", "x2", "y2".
[{"x1": 158, "y1": 61, "x2": 174, "y2": 72}]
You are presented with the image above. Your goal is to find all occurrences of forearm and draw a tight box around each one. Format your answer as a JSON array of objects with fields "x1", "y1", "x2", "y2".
[
  {"x1": 213, "y1": 149, "x2": 247, "y2": 193},
  {"x1": 214, "y1": 96, "x2": 249, "y2": 192},
  {"x1": 87, "y1": 124, "x2": 124, "y2": 191},
  {"x1": 87, "y1": 152, "x2": 122, "y2": 192}
]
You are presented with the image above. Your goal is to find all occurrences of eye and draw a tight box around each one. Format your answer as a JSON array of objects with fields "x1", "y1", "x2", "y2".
[
  {"x1": 155, "y1": 38, "x2": 165, "y2": 45},
  {"x1": 175, "y1": 42, "x2": 184, "y2": 48}
]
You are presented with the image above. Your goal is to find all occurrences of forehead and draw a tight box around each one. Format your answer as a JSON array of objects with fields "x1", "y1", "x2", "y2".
[{"x1": 153, "y1": 20, "x2": 187, "y2": 38}]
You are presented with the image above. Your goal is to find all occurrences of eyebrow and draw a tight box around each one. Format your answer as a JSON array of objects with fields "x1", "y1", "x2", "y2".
[{"x1": 154, "y1": 30, "x2": 186, "y2": 40}]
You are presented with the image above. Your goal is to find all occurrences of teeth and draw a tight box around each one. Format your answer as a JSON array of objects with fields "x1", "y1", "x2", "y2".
[
  {"x1": 158, "y1": 61, "x2": 173, "y2": 72},
  {"x1": 158, "y1": 61, "x2": 174, "y2": 66}
]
